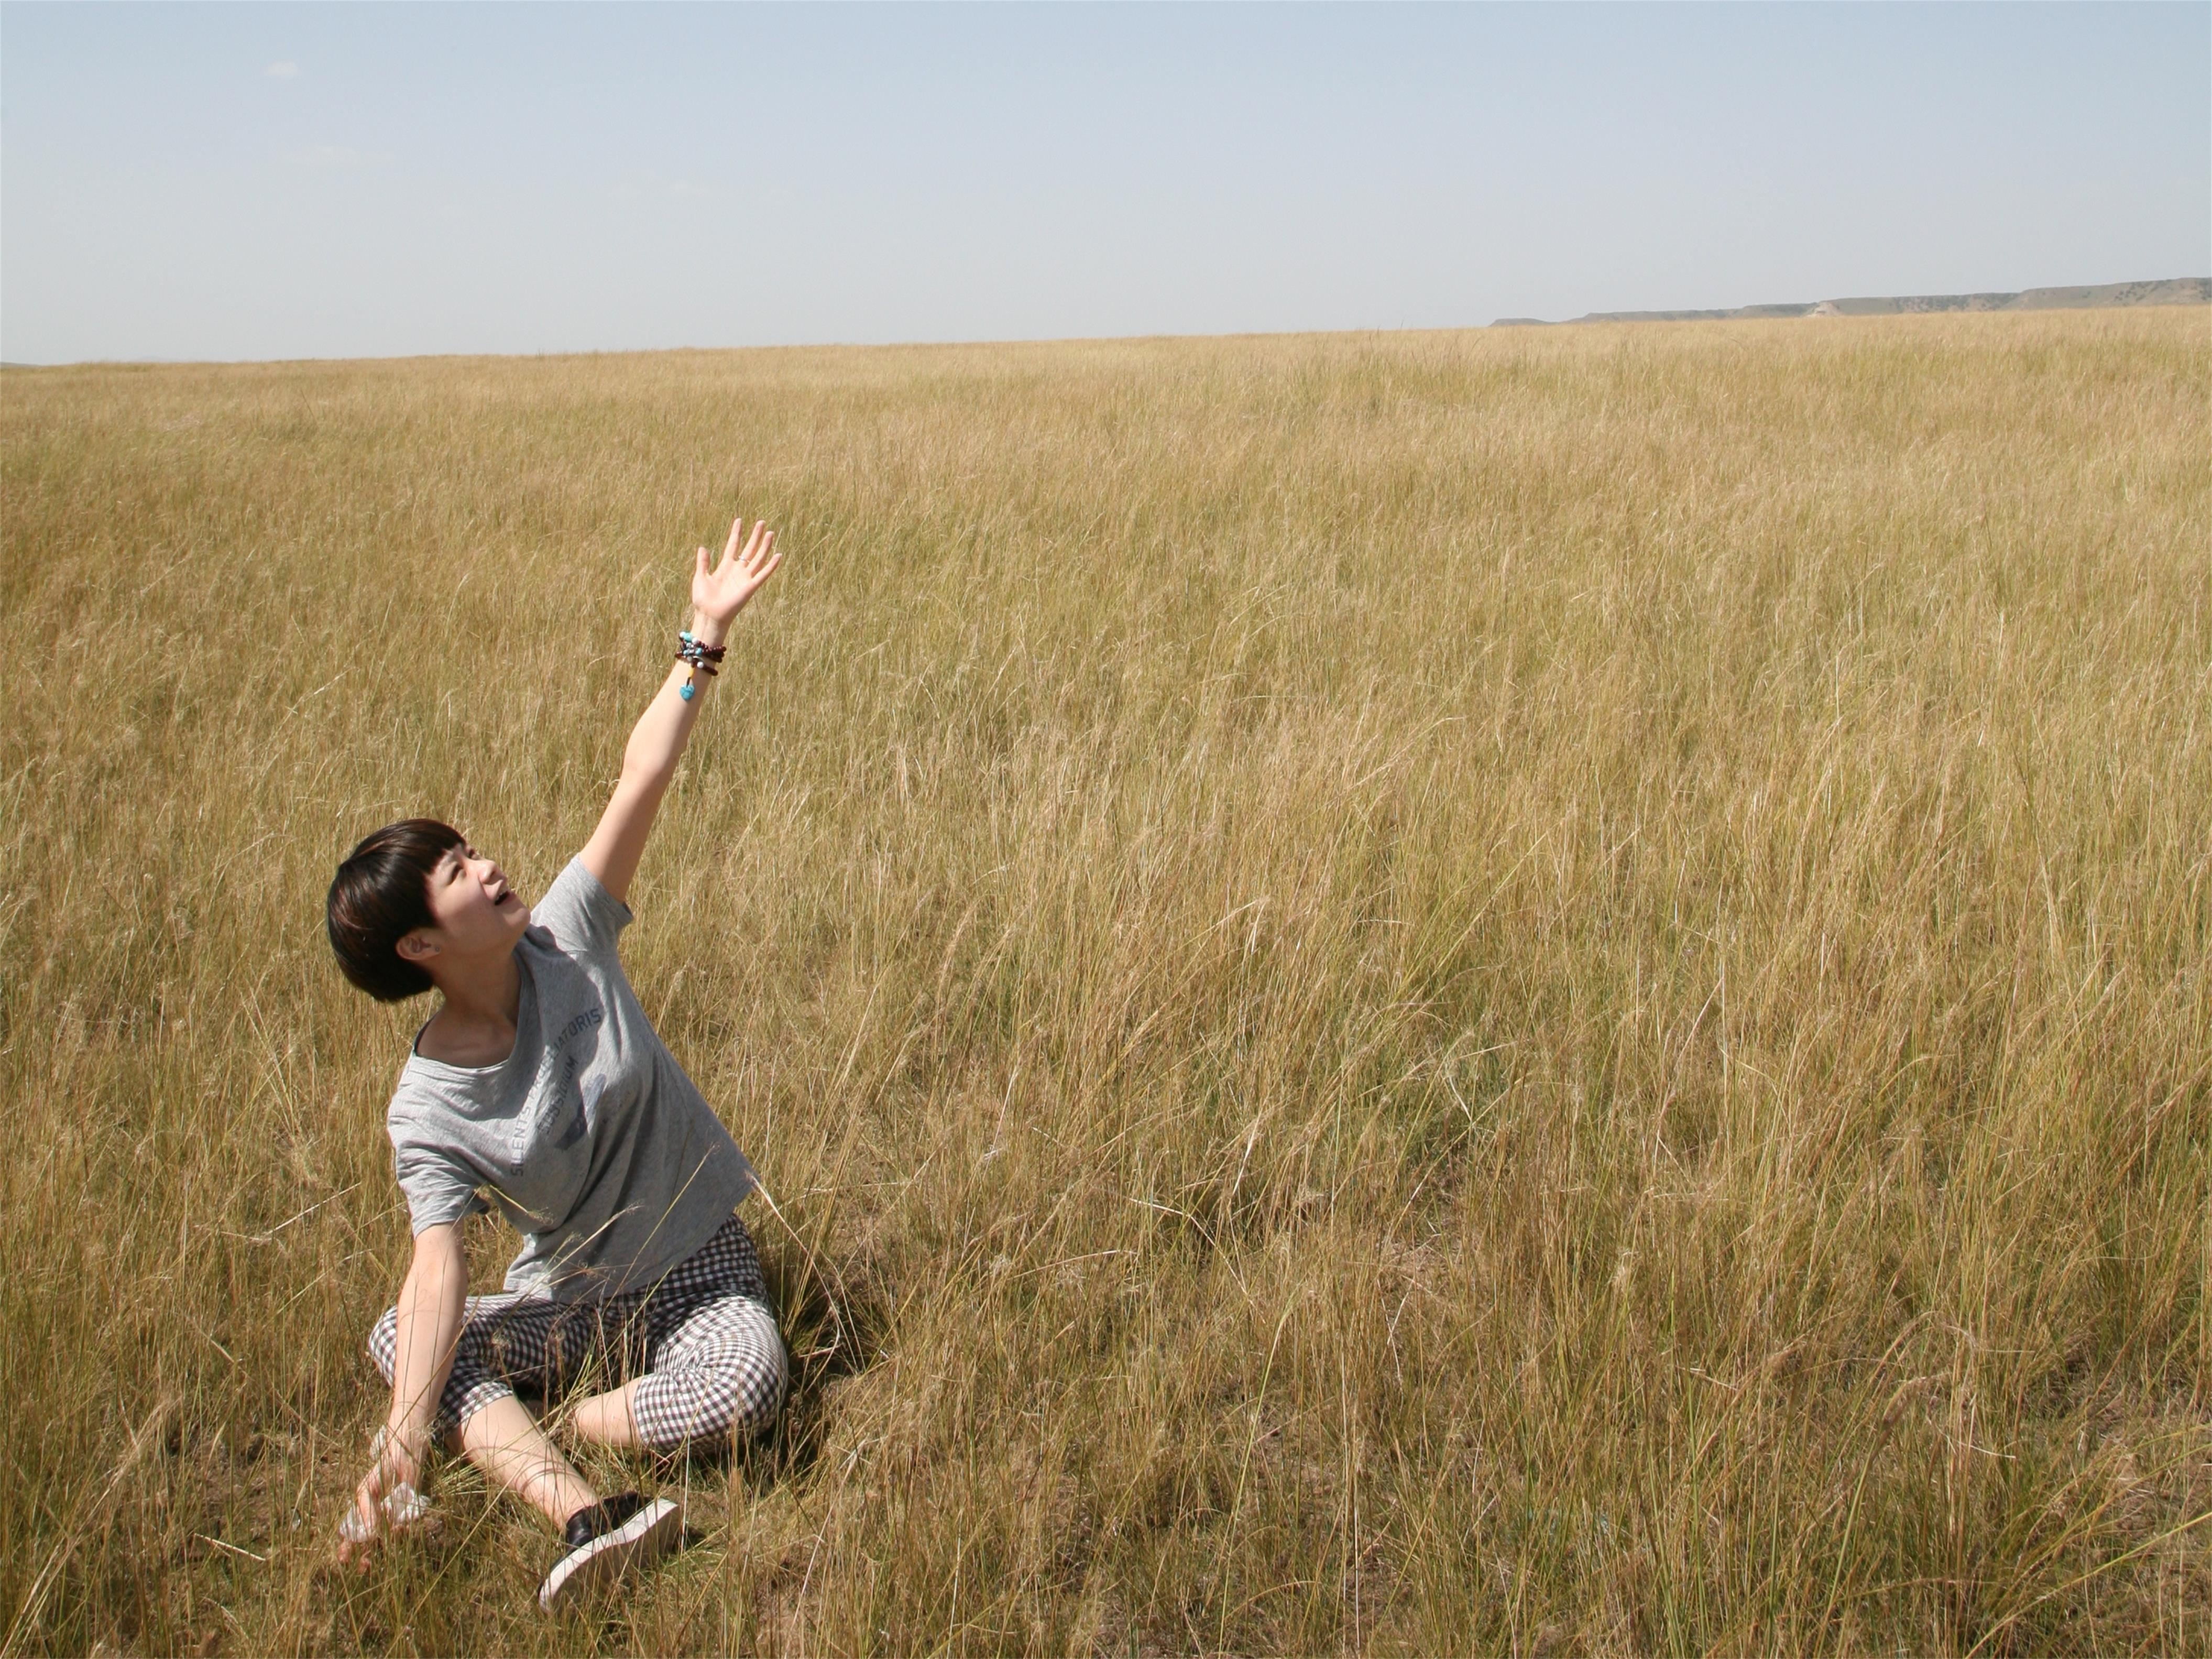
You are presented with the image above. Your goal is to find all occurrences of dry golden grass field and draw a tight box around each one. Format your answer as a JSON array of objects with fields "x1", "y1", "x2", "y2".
[{"x1": 2, "y1": 308, "x2": 2207, "y2": 1656}]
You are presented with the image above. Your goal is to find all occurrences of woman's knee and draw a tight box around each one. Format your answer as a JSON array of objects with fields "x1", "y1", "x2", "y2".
[
  {"x1": 365, "y1": 1304, "x2": 510, "y2": 1437},
  {"x1": 633, "y1": 1325, "x2": 787, "y2": 1448},
  {"x1": 365, "y1": 1305, "x2": 401, "y2": 1383},
  {"x1": 720, "y1": 1330, "x2": 789, "y2": 1437}
]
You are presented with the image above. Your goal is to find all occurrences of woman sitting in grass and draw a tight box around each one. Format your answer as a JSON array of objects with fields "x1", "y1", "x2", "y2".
[{"x1": 323, "y1": 516, "x2": 783, "y2": 1611}]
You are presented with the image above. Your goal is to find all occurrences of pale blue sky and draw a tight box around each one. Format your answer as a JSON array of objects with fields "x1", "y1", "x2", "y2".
[{"x1": 3, "y1": 2, "x2": 2206, "y2": 363}]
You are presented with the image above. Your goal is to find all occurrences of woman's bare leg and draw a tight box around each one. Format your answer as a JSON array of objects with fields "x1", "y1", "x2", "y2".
[
  {"x1": 567, "y1": 1380, "x2": 645, "y2": 1449},
  {"x1": 451, "y1": 1394, "x2": 600, "y2": 1526}
]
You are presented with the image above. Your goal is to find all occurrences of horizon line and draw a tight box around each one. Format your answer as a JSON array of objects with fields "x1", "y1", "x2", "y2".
[{"x1": 6, "y1": 275, "x2": 2206, "y2": 372}]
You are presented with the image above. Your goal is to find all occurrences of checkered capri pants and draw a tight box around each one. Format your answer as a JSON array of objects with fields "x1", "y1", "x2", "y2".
[{"x1": 367, "y1": 1212, "x2": 785, "y2": 1450}]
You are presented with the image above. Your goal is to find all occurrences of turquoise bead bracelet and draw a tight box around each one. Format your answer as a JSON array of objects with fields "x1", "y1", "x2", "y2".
[{"x1": 676, "y1": 629, "x2": 727, "y2": 701}]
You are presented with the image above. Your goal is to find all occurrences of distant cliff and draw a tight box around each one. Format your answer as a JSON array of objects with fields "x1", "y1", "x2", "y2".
[{"x1": 1493, "y1": 277, "x2": 2211, "y2": 327}]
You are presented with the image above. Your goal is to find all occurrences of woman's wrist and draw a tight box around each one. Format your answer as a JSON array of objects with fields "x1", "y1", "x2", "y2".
[
  {"x1": 379, "y1": 1417, "x2": 431, "y2": 1471},
  {"x1": 687, "y1": 611, "x2": 732, "y2": 651}
]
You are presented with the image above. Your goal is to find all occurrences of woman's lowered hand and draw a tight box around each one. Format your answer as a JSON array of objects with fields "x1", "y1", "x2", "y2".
[{"x1": 336, "y1": 1424, "x2": 431, "y2": 1567}]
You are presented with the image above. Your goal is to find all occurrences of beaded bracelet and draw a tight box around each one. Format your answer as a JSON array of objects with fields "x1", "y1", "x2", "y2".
[{"x1": 676, "y1": 630, "x2": 727, "y2": 701}]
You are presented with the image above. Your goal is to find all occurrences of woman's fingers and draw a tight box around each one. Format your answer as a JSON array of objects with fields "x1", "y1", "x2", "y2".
[
  {"x1": 695, "y1": 516, "x2": 778, "y2": 612},
  {"x1": 336, "y1": 1484, "x2": 381, "y2": 1563}
]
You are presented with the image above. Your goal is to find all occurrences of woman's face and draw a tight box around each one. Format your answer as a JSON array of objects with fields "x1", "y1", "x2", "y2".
[{"x1": 411, "y1": 840, "x2": 532, "y2": 961}]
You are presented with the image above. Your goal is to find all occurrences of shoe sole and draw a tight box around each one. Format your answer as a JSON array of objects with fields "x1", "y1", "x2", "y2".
[{"x1": 538, "y1": 1497, "x2": 684, "y2": 1612}]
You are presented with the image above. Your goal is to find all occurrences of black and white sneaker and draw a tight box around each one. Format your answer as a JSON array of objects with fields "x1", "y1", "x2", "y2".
[{"x1": 537, "y1": 1492, "x2": 684, "y2": 1612}]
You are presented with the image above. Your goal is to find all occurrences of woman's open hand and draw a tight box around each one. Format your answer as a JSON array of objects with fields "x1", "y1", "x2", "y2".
[{"x1": 691, "y1": 516, "x2": 781, "y2": 639}]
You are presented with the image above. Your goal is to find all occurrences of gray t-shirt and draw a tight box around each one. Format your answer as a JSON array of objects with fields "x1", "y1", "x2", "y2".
[{"x1": 385, "y1": 857, "x2": 756, "y2": 1301}]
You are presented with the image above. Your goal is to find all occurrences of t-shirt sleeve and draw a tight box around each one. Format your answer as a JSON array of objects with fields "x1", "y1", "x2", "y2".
[
  {"x1": 391, "y1": 1136, "x2": 487, "y2": 1233},
  {"x1": 531, "y1": 857, "x2": 634, "y2": 965}
]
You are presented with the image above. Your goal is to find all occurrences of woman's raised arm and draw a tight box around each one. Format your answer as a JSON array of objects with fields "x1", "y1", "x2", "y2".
[{"x1": 579, "y1": 516, "x2": 780, "y2": 905}]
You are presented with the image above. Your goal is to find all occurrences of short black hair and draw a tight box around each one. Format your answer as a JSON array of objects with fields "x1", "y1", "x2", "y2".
[{"x1": 326, "y1": 818, "x2": 466, "y2": 1001}]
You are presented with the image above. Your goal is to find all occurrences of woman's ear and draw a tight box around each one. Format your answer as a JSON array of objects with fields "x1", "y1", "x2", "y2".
[{"x1": 396, "y1": 930, "x2": 440, "y2": 965}]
